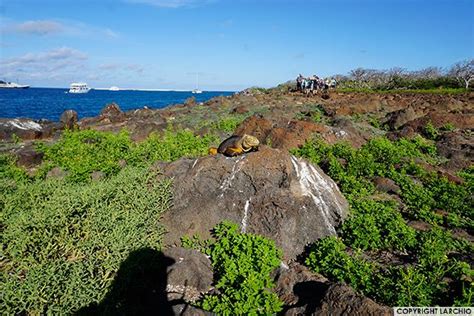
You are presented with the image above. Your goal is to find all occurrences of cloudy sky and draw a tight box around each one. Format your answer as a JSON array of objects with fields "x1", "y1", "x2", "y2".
[{"x1": 0, "y1": 0, "x2": 473, "y2": 90}]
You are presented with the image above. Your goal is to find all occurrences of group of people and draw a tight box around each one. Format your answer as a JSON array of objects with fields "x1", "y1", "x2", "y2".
[{"x1": 296, "y1": 74, "x2": 337, "y2": 94}]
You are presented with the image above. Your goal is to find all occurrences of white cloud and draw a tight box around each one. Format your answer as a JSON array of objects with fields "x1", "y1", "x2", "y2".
[
  {"x1": 103, "y1": 28, "x2": 120, "y2": 39},
  {"x1": 12, "y1": 20, "x2": 63, "y2": 35},
  {"x1": 2, "y1": 18, "x2": 119, "y2": 39},
  {"x1": 125, "y1": 0, "x2": 214, "y2": 8},
  {"x1": 0, "y1": 47, "x2": 89, "y2": 81},
  {"x1": 99, "y1": 62, "x2": 144, "y2": 74}
]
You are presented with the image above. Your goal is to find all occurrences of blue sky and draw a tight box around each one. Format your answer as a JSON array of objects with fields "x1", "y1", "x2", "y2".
[{"x1": 0, "y1": 0, "x2": 473, "y2": 90}]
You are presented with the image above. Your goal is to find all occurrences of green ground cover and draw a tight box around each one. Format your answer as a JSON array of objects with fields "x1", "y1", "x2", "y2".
[{"x1": 293, "y1": 136, "x2": 473, "y2": 306}]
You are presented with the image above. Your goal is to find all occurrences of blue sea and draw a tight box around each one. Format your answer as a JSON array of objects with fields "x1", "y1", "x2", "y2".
[{"x1": 0, "y1": 88, "x2": 234, "y2": 122}]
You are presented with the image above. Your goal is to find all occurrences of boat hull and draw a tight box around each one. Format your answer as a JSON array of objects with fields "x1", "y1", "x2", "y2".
[{"x1": 0, "y1": 85, "x2": 30, "y2": 89}]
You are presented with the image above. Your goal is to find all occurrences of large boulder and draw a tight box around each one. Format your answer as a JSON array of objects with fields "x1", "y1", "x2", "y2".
[
  {"x1": 0, "y1": 118, "x2": 49, "y2": 141},
  {"x1": 99, "y1": 103, "x2": 126, "y2": 123},
  {"x1": 158, "y1": 146, "x2": 348, "y2": 260},
  {"x1": 162, "y1": 247, "x2": 213, "y2": 303},
  {"x1": 234, "y1": 114, "x2": 274, "y2": 143},
  {"x1": 386, "y1": 106, "x2": 425, "y2": 130},
  {"x1": 274, "y1": 264, "x2": 391, "y2": 316},
  {"x1": 274, "y1": 263, "x2": 329, "y2": 314},
  {"x1": 312, "y1": 283, "x2": 392, "y2": 316},
  {"x1": 60, "y1": 110, "x2": 78, "y2": 130},
  {"x1": 13, "y1": 145, "x2": 44, "y2": 167}
]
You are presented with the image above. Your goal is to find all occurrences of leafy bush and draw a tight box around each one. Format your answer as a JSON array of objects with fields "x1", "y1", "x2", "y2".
[
  {"x1": 36, "y1": 129, "x2": 132, "y2": 182},
  {"x1": 0, "y1": 154, "x2": 29, "y2": 182},
  {"x1": 1, "y1": 167, "x2": 172, "y2": 314},
  {"x1": 183, "y1": 221, "x2": 283, "y2": 315},
  {"x1": 305, "y1": 237, "x2": 377, "y2": 295},
  {"x1": 424, "y1": 121, "x2": 440, "y2": 140},
  {"x1": 341, "y1": 199, "x2": 416, "y2": 251},
  {"x1": 36, "y1": 128, "x2": 217, "y2": 182},
  {"x1": 295, "y1": 136, "x2": 473, "y2": 306},
  {"x1": 128, "y1": 129, "x2": 218, "y2": 164},
  {"x1": 211, "y1": 116, "x2": 245, "y2": 133}
]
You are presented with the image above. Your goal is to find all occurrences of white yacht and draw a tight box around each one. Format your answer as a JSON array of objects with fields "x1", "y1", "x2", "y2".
[
  {"x1": 192, "y1": 73, "x2": 203, "y2": 94},
  {"x1": 109, "y1": 86, "x2": 120, "y2": 91},
  {"x1": 69, "y1": 82, "x2": 91, "y2": 94},
  {"x1": 0, "y1": 80, "x2": 30, "y2": 89}
]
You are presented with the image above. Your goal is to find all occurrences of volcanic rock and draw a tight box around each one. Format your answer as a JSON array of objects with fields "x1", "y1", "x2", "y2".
[
  {"x1": 373, "y1": 176, "x2": 400, "y2": 194},
  {"x1": 386, "y1": 106, "x2": 425, "y2": 130},
  {"x1": 158, "y1": 146, "x2": 348, "y2": 260},
  {"x1": 13, "y1": 145, "x2": 44, "y2": 167},
  {"x1": 234, "y1": 114, "x2": 274, "y2": 143},
  {"x1": 60, "y1": 110, "x2": 78, "y2": 130},
  {"x1": 0, "y1": 118, "x2": 50, "y2": 141},
  {"x1": 274, "y1": 263, "x2": 329, "y2": 314},
  {"x1": 162, "y1": 247, "x2": 213, "y2": 303},
  {"x1": 311, "y1": 283, "x2": 392, "y2": 316}
]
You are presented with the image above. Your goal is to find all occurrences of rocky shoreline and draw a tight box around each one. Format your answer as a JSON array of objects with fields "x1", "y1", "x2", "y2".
[{"x1": 1, "y1": 89, "x2": 473, "y2": 314}]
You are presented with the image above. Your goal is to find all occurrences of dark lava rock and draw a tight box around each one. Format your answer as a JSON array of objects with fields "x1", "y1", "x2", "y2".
[
  {"x1": 184, "y1": 97, "x2": 197, "y2": 107},
  {"x1": 101, "y1": 102, "x2": 123, "y2": 116},
  {"x1": 275, "y1": 264, "x2": 391, "y2": 316},
  {"x1": 100, "y1": 103, "x2": 126, "y2": 123},
  {"x1": 234, "y1": 114, "x2": 274, "y2": 143},
  {"x1": 373, "y1": 176, "x2": 400, "y2": 194},
  {"x1": 311, "y1": 283, "x2": 392, "y2": 316},
  {"x1": 231, "y1": 105, "x2": 249, "y2": 114},
  {"x1": 407, "y1": 220, "x2": 432, "y2": 232},
  {"x1": 436, "y1": 132, "x2": 474, "y2": 172},
  {"x1": 46, "y1": 167, "x2": 67, "y2": 179},
  {"x1": 162, "y1": 247, "x2": 213, "y2": 303},
  {"x1": 268, "y1": 120, "x2": 329, "y2": 150},
  {"x1": 158, "y1": 146, "x2": 348, "y2": 261},
  {"x1": 0, "y1": 119, "x2": 45, "y2": 141},
  {"x1": 14, "y1": 145, "x2": 44, "y2": 167},
  {"x1": 60, "y1": 110, "x2": 78, "y2": 130},
  {"x1": 386, "y1": 106, "x2": 425, "y2": 130},
  {"x1": 274, "y1": 263, "x2": 329, "y2": 315}
]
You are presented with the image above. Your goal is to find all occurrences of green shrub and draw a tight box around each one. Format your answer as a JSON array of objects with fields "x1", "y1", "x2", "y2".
[
  {"x1": 36, "y1": 128, "x2": 217, "y2": 182},
  {"x1": 341, "y1": 199, "x2": 416, "y2": 251},
  {"x1": 36, "y1": 129, "x2": 133, "y2": 182},
  {"x1": 128, "y1": 129, "x2": 218, "y2": 164},
  {"x1": 0, "y1": 154, "x2": 29, "y2": 182},
  {"x1": 296, "y1": 135, "x2": 473, "y2": 306},
  {"x1": 183, "y1": 221, "x2": 283, "y2": 315},
  {"x1": 441, "y1": 123, "x2": 455, "y2": 132},
  {"x1": 379, "y1": 266, "x2": 434, "y2": 306},
  {"x1": 1, "y1": 167, "x2": 172, "y2": 314},
  {"x1": 424, "y1": 121, "x2": 440, "y2": 140},
  {"x1": 211, "y1": 116, "x2": 245, "y2": 133},
  {"x1": 305, "y1": 237, "x2": 377, "y2": 296}
]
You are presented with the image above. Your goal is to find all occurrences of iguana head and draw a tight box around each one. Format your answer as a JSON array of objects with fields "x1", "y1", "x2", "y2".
[{"x1": 241, "y1": 134, "x2": 259, "y2": 151}]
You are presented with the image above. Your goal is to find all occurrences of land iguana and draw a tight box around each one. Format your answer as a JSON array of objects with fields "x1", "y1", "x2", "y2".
[{"x1": 208, "y1": 134, "x2": 259, "y2": 157}]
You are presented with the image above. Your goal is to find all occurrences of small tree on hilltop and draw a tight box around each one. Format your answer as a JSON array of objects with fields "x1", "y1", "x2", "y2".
[{"x1": 449, "y1": 59, "x2": 474, "y2": 89}]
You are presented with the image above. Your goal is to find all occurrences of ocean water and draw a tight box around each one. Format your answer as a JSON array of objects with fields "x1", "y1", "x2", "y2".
[{"x1": 0, "y1": 88, "x2": 234, "y2": 121}]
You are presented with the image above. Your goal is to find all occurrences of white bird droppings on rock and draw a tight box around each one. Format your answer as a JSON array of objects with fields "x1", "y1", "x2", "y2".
[
  {"x1": 241, "y1": 199, "x2": 251, "y2": 233},
  {"x1": 290, "y1": 155, "x2": 346, "y2": 235}
]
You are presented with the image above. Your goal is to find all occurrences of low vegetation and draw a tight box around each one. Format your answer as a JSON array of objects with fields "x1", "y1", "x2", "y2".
[
  {"x1": 0, "y1": 128, "x2": 217, "y2": 314},
  {"x1": 293, "y1": 136, "x2": 473, "y2": 306},
  {"x1": 1, "y1": 167, "x2": 172, "y2": 314},
  {"x1": 182, "y1": 221, "x2": 283, "y2": 315},
  {"x1": 334, "y1": 60, "x2": 473, "y2": 91},
  {"x1": 34, "y1": 128, "x2": 217, "y2": 182}
]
